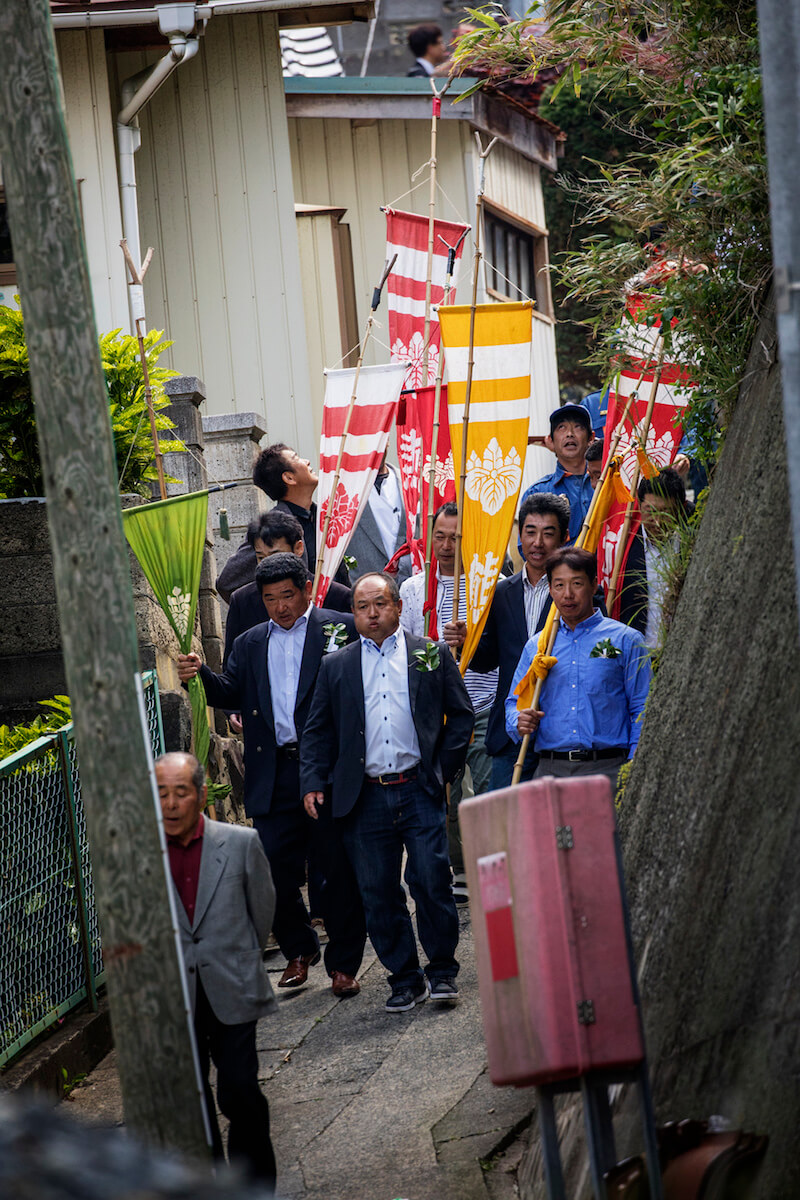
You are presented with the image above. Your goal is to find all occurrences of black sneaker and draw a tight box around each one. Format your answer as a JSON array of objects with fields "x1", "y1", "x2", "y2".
[
  {"x1": 385, "y1": 980, "x2": 430, "y2": 1013},
  {"x1": 428, "y1": 977, "x2": 459, "y2": 1001}
]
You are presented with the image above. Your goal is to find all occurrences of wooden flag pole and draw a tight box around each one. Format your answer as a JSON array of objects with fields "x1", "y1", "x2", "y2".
[
  {"x1": 423, "y1": 226, "x2": 469, "y2": 635},
  {"x1": 450, "y1": 133, "x2": 498, "y2": 650},
  {"x1": 312, "y1": 253, "x2": 397, "y2": 603},
  {"x1": 510, "y1": 347, "x2": 665, "y2": 785},
  {"x1": 606, "y1": 345, "x2": 666, "y2": 613},
  {"x1": 120, "y1": 238, "x2": 166, "y2": 501},
  {"x1": 421, "y1": 78, "x2": 450, "y2": 382}
]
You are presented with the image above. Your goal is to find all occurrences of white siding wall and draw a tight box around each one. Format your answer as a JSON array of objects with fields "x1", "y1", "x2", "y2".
[
  {"x1": 295, "y1": 211, "x2": 347, "y2": 437},
  {"x1": 56, "y1": 30, "x2": 129, "y2": 335},
  {"x1": 484, "y1": 143, "x2": 546, "y2": 229},
  {"x1": 110, "y1": 15, "x2": 314, "y2": 457}
]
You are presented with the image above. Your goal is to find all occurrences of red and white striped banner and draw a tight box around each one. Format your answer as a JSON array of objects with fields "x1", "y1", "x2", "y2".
[
  {"x1": 315, "y1": 363, "x2": 408, "y2": 604},
  {"x1": 396, "y1": 384, "x2": 457, "y2": 571},
  {"x1": 599, "y1": 294, "x2": 696, "y2": 599},
  {"x1": 385, "y1": 208, "x2": 470, "y2": 389}
]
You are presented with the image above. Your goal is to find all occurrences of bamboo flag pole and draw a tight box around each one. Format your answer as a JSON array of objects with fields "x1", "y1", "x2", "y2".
[
  {"x1": 606, "y1": 344, "x2": 665, "y2": 613},
  {"x1": 510, "y1": 345, "x2": 665, "y2": 785},
  {"x1": 120, "y1": 238, "x2": 166, "y2": 501},
  {"x1": 312, "y1": 253, "x2": 397, "y2": 603},
  {"x1": 450, "y1": 133, "x2": 498, "y2": 653},
  {"x1": 423, "y1": 227, "x2": 469, "y2": 636},
  {"x1": 421, "y1": 78, "x2": 449, "y2": 381}
]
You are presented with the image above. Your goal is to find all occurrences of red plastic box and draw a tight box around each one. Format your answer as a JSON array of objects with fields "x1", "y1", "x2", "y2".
[{"x1": 459, "y1": 775, "x2": 644, "y2": 1087}]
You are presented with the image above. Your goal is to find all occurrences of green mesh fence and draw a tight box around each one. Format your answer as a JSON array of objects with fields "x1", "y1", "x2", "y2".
[{"x1": 0, "y1": 671, "x2": 164, "y2": 1068}]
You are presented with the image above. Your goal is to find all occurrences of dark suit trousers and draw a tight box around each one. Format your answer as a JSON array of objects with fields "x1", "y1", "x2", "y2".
[
  {"x1": 194, "y1": 980, "x2": 276, "y2": 1190},
  {"x1": 253, "y1": 751, "x2": 366, "y2": 975}
]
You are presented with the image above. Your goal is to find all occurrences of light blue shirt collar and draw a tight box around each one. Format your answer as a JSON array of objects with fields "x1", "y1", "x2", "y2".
[{"x1": 268, "y1": 604, "x2": 312, "y2": 636}]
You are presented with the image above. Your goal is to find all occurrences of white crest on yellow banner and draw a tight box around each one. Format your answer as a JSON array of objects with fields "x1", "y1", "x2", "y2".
[{"x1": 440, "y1": 301, "x2": 532, "y2": 672}]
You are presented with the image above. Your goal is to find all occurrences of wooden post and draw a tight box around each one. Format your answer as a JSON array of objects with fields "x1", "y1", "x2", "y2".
[
  {"x1": 0, "y1": 0, "x2": 209, "y2": 1157},
  {"x1": 451, "y1": 134, "x2": 498, "y2": 644},
  {"x1": 422, "y1": 229, "x2": 469, "y2": 635},
  {"x1": 312, "y1": 254, "x2": 397, "y2": 602},
  {"x1": 510, "y1": 350, "x2": 664, "y2": 785}
]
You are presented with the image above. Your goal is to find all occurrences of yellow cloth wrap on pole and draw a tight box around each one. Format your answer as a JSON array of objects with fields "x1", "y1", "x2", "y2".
[
  {"x1": 439, "y1": 301, "x2": 532, "y2": 674},
  {"x1": 512, "y1": 459, "x2": 623, "y2": 713}
]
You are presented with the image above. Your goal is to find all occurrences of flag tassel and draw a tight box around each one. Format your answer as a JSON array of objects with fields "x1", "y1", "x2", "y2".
[
  {"x1": 312, "y1": 253, "x2": 397, "y2": 603},
  {"x1": 451, "y1": 133, "x2": 498, "y2": 653},
  {"x1": 510, "y1": 344, "x2": 663, "y2": 786}
]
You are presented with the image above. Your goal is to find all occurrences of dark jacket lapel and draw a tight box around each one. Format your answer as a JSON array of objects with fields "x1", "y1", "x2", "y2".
[
  {"x1": 405, "y1": 629, "x2": 423, "y2": 715},
  {"x1": 509, "y1": 571, "x2": 530, "y2": 643},
  {"x1": 343, "y1": 640, "x2": 366, "y2": 726},
  {"x1": 297, "y1": 609, "x2": 324, "y2": 710},
  {"x1": 250, "y1": 625, "x2": 274, "y2": 730}
]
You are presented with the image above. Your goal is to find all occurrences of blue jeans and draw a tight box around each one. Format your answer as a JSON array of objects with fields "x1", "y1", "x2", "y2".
[
  {"x1": 490, "y1": 740, "x2": 539, "y2": 790},
  {"x1": 341, "y1": 779, "x2": 459, "y2": 990}
]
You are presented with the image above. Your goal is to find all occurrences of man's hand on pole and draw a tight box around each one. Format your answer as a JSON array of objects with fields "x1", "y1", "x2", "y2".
[
  {"x1": 442, "y1": 619, "x2": 467, "y2": 648},
  {"x1": 517, "y1": 709, "x2": 544, "y2": 736}
]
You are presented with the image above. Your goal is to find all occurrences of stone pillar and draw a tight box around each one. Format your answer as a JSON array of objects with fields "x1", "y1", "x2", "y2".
[
  {"x1": 159, "y1": 376, "x2": 224, "y2": 679},
  {"x1": 201, "y1": 412, "x2": 268, "y2": 585}
]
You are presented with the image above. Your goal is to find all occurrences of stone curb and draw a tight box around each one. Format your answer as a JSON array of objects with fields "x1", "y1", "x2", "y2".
[{"x1": 0, "y1": 997, "x2": 112, "y2": 1102}]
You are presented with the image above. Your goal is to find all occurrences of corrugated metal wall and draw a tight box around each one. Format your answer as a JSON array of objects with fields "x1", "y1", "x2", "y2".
[
  {"x1": 56, "y1": 30, "x2": 129, "y2": 336},
  {"x1": 109, "y1": 15, "x2": 315, "y2": 456}
]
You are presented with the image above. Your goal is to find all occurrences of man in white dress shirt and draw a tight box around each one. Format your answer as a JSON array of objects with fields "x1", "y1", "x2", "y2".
[
  {"x1": 400, "y1": 503, "x2": 497, "y2": 896},
  {"x1": 301, "y1": 573, "x2": 473, "y2": 1012}
]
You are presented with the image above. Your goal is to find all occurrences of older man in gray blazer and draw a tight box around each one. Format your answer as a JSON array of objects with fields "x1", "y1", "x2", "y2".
[{"x1": 155, "y1": 752, "x2": 277, "y2": 1190}]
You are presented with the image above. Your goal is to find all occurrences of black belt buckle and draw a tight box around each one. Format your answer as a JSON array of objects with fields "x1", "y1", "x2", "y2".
[
  {"x1": 567, "y1": 749, "x2": 590, "y2": 762},
  {"x1": 279, "y1": 743, "x2": 299, "y2": 760}
]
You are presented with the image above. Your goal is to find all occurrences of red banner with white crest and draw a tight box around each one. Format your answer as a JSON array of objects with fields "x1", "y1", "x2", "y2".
[
  {"x1": 385, "y1": 208, "x2": 470, "y2": 389},
  {"x1": 315, "y1": 363, "x2": 407, "y2": 604},
  {"x1": 395, "y1": 384, "x2": 457, "y2": 570}
]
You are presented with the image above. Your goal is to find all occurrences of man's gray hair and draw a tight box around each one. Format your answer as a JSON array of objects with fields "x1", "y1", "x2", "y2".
[{"x1": 155, "y1": 751, "x2": 205, "y2": 796}]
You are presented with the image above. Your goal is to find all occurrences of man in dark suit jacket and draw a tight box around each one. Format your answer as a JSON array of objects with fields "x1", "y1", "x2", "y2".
[
  {"x1": 217, "y1": 442, "x2": 349, "y2": 602},
  {"x1": 453, "y1": 493, "x2": 570, "y2": 788},
  {"x1": 223, "y1": 510, "x2": 351, "y2": 669},
  {"x1": 301, "y1": 572, "x2": 473, "y2": 1013},
  {"x1": 156, "y1": 751, "x2": 277, "y2": 1189},
  {"x1": 178, "y1": 555, "x2": 366, "y2": 999}
]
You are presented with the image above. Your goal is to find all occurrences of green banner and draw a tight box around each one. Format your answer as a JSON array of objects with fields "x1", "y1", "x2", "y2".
[{"x1": 123, "y1": 492, "x2": 210, "y2": 766}]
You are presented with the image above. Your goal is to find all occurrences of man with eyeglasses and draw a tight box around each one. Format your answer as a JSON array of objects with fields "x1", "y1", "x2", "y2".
[{"x1": 399, "y1": 503, "x2": 497, "y2": 900}]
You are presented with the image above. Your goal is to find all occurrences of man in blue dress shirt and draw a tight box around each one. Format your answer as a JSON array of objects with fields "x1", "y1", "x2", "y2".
[
  {"x1": 505, "y1": 546, "x2": 652, "y2": 789},
  {"x1": 519, "y1": 404, "x2": 596, "y2": 543}
]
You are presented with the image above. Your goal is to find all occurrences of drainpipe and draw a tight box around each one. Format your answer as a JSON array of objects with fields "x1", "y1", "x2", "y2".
[{"x1": 116, "y1": 4, "x2": 200, "y2": 329}]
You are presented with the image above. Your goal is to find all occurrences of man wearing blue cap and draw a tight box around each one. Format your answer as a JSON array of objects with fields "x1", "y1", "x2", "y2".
[{"x1": 520, "y1": 404, "x2": 596, "y2": 543}]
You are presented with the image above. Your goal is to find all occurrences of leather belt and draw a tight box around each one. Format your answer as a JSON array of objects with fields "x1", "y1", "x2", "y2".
[
  {"x1": 539, "y1": 747, "x2": 627, "y2": 762},
  {"x1": 277, "y1": 743, "x2": 299, "y2": 760},
  {"x1": 366, "y1": 768, "x2": 419, "y2": 786}
]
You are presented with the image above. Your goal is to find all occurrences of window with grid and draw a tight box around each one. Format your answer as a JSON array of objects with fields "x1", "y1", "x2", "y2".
[{"x1": 483, "y1": 206, "x2": 552, "y2": 318}]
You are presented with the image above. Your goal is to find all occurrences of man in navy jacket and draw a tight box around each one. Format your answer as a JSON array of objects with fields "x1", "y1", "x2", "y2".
[
  {"x1": 301, "y1": 573, "x2": 473, "y2": 1013},
  {"x1": 178, "y1": 554, "x2": 365, "y2": 998}
]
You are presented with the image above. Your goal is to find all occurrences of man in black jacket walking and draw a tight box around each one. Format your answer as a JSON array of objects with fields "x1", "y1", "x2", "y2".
[{"x1": 301, "y1": 573, "x2": 473, "y2": 1013}]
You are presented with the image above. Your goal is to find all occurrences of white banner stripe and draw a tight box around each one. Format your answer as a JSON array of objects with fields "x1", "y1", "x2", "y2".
[
  {"x1": 444, "y1": 343, "x2": 532, "y2": 384},
  {"x1": 386, "y1": 294, "x2": 437, "y2": 320},
  {"x1": 322, "y1": 363, "x2": 409, "y2": 406},
  {"x1": 615, "y1": 370, "x2": 693, "y2": 409},
  {"x1": 386, "y1": 242, "x2": 462, "y2": 286},
  {"x1": 448, "y1": 397, "x2": 530, "y2": 424}
]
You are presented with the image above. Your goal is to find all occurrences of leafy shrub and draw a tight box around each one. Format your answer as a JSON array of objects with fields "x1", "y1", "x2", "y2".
[
  {"x1": 0, "y1": 303, "x2": 183, "y2": 498},
  {"x1": 0, "y1": 696, "x2": 72, "y2": 760}
]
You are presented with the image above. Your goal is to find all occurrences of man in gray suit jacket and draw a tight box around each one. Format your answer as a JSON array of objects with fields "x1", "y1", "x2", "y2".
[
  {"x1": 155, "y1": 752, "x2": 277, "y2": 1190},
  {"x1": 346, "y1": 460, "x2": 412, "y2": 585}
]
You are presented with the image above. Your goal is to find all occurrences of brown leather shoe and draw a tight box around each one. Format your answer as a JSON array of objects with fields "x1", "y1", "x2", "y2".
[
  {"x1": 330, "y1": 971, "x2": 360, "y2": 998},
  {"x1": 278, "y1": 951, "x2": 321, "y2": 988}
]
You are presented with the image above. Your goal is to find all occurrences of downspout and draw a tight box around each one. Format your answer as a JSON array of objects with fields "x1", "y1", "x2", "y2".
[{"x1": 116, "y1": 9, "x2": 200, "y2": 329}]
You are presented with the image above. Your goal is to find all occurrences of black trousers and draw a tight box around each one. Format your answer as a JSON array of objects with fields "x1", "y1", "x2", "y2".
[
  {"x1": 194, "y1": 980, "x2": 276, "y2": 1190},
  {"x1": 253, "y1": 751, "x2": 366, "y2": 975}
]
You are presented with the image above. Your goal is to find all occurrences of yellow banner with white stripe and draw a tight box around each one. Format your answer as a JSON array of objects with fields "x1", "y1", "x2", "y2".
[{"x1": 440, "y1": 301, "x2": 532, "y2": 674}]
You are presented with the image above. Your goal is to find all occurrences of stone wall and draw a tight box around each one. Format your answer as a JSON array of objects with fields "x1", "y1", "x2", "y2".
[{"x1": 518, "y1": 298, "x2": 799, "y2": 1196}]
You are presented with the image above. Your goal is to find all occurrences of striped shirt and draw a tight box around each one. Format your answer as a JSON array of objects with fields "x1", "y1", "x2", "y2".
[
  {"x1": 399, "y1": 571, "x2": 498, "y2": 713},
  {"x1": 522, "y1": 569, "x2": 551, "y2": 638}
]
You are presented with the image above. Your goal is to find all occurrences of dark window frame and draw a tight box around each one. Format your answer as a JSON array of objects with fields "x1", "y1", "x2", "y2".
[{"x1": 482, "y1": 201, "x2": 554, "y2": 321}]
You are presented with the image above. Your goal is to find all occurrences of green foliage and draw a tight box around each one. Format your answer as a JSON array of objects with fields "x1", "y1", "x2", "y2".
[
  {"x1": 0, "y1": 303, "x2": 183, "y2": 498},
  {"x1": 454, "y1": 1, "x2": 770, "y2": 458},
  {"x1": 0, "y1": 695, "x2": 72, "y2": 760}
]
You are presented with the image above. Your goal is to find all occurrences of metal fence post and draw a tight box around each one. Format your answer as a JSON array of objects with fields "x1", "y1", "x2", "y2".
[{"x1": 57, "y1": 731, "x2": 97, "y2": 1013}]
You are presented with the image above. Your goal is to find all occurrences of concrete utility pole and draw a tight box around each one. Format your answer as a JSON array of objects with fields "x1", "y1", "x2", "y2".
[
  {"x1": 757, "y1": 1, "x2": 800, "y2": 639},
  {"x1": 0, "y1": 0, "x2": 208, "y2": 1157}
]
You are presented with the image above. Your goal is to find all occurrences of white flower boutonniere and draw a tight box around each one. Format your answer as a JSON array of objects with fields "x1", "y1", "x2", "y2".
[
  {"x1": 413, "y1": 642, "x2": 441, "y2": 672},
  {"x1": 322, "y1": 622, "x2": 348, "y2": 654},
  {"x1": 590, "y1": 638, "x2": 622, "y2": 659}
]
